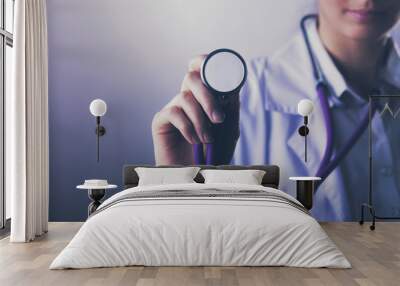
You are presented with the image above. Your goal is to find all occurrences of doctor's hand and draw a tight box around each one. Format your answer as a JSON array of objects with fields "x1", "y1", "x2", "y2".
[{"x1": 152, "y1": 55, "x2": 240, "y2": 165}]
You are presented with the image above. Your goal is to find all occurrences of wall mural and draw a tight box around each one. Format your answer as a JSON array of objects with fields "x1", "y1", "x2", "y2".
[{"x1": 48, "y1": 0, "x2": 400, "y2": 221}]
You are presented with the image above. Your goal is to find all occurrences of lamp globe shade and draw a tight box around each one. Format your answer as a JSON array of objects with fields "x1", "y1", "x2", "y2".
[
  {"x1": 297, "y1": 99, "x2": 314, "y2": 116},
  {"x1": 90, "y1": 99, "x2": 107, "y2": 117}
]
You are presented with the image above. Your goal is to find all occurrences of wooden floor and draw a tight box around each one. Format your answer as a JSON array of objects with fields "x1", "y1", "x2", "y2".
[{"x1": 0, "y1": 222, "x2": 399, "y2": 286}]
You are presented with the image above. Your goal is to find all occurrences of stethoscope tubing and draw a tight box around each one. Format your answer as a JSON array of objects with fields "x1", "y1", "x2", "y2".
[
  {"x1": 301, "y1": 14, "x2": 339, "y2": 185},
  {"x1": 193, "y1": 143, "x2": 214, "y2": 165},
  {"x1": 316, "y1": 106, "x2": 372, "y2": 188},
  {"x1": 314, "y1": 82, "x2": 334, "y2": 179},
  {"x1": 300, "y1": 15, "x2": 323, "y2": 83},
  {"x1": 301, "y1": 14, "x2": 379, "y2": 188}
]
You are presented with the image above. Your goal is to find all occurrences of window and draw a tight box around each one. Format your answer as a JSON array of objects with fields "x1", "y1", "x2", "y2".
[{"x1": 0, "y1": 0, "x2": 14, "y2": 230}]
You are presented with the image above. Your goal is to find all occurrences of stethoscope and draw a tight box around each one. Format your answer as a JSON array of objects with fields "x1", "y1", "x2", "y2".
[
  {"x1": 301, "y1": 14, "x2": 392, "y2": 188},
  {"x1": 193, "y1": 48, "x2": 247, "y2": 165},
  {"x1": 195, "y1": 16, "x2": 390, "y2": 185}
]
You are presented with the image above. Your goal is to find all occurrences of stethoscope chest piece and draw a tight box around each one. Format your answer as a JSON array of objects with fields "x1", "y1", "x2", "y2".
[
  {"x1": 201, "y1": 48, "x2": 247, "y2": 98},
  {"x1": 194, "y1": 48, "x2": 247, "y2": 165}
]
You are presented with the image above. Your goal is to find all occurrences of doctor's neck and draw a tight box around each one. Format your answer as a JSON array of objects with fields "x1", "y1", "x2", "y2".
[{"x1": 318, "y1": 17, "x2": 387, "y2": 96}]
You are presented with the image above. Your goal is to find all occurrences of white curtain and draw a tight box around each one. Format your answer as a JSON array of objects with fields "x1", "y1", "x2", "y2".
[{"x1": 8, "y1": 0, "x2": 49, "y2": 242}]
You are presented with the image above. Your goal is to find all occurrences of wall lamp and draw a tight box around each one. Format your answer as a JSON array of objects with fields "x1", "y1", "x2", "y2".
[
  {"x1": 89, "y1": 99, "x2": 107, "y2": 162},
  {"x1": 297, "y1": 99, "x2": 314, "y2": 163}
]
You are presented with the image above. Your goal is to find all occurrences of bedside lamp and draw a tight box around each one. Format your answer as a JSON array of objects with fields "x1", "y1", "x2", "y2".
[
  {"x1": 297, "y1": 99, "x2": 314, "y2": 162},
  {"x1": 89, "y1": 99, "x2": 107, "y2": 162}
]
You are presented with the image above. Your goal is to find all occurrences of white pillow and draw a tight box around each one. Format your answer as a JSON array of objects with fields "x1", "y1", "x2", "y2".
[
  {"x1": 200, "y1": 169, "x2": 266, "y2": 185},
  {"x1": 135, "y1": 167, "x2": 200, "y2": 186}
]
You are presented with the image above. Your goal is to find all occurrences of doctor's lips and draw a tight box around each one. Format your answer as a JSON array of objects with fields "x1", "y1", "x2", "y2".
[{"x1": 344, "y1": 8, "x2": 387, "y2": 23}]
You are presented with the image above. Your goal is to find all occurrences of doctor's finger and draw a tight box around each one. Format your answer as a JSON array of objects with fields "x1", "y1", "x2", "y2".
[
  {"x1": 156, "y1": 106, "x2": 201, "y2": 145},
  {"x1": 177, "y1": 90, "x2": 213, "y2": 144},
  {"x1": 188, "y1": 55, "x2": 207, "y2": 72},
  {"x1": 181, "y1": 71, "x2": 225, "y2": 124}
]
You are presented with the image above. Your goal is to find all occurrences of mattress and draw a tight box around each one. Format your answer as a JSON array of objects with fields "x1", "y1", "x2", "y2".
[{"x1": 50, "y1": 183, "x2": 351, "y2": 269}]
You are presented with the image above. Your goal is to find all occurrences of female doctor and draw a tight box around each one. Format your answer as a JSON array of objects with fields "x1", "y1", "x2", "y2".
[{"x1": 151, "y1": 0, "x2": 400, "y2": 221}]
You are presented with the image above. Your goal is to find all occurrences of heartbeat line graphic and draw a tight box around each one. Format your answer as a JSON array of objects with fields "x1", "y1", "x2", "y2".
[{"x1": 379, "y1": 103, "x2": 400, "y2": 119}]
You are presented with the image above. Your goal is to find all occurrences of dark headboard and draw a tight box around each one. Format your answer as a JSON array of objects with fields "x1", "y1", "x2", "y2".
[{"x1": 123, "y1": 165, "x2": 280, "y2": 189}]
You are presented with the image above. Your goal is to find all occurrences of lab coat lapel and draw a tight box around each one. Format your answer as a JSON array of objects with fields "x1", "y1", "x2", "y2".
[{"x1": 382, "y1": 40, "x2": 400, "y2": 88}]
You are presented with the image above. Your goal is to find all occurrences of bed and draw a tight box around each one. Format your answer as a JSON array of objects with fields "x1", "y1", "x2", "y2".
[{"x1": 50, "y1": 165, "x2": 350, "y2": 269}]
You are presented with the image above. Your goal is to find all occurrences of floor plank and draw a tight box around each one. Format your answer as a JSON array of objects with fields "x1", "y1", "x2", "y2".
[{"x1": 0, "y1": 222, "x2": 399, "y2": 286}]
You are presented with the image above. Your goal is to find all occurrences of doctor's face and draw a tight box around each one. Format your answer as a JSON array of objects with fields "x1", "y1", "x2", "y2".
[{"x1": 319, "y1": 0, "x2": 400, "y2": 40}]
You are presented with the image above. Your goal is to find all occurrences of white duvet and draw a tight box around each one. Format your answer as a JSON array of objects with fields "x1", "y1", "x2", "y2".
[{"x1": 50, "y1": 183, "x2": 350, "y2": 269}]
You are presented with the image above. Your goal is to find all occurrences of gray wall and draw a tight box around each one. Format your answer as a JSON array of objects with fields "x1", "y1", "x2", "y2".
[{"x1": 47, "y1": 0, "x2": 318, "y2": 221}]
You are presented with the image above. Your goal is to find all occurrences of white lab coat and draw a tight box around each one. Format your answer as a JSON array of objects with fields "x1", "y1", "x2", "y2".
[{"x1": 234, "y1": 19, "x2": 400, "y2": 221}]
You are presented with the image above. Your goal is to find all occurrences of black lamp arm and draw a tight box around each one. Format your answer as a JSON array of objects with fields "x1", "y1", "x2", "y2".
[
  {"x1": 95, "y1": 116, "x2": 106, "y2": 162},
  {"x1": 298, "y1": 116, "x2": 309, "y2": 162}
]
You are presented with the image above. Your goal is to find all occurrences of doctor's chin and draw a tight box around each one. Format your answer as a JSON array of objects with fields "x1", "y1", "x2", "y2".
[{"x1": 151, "y1": 1, "x2": 400, "y2": 223}]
